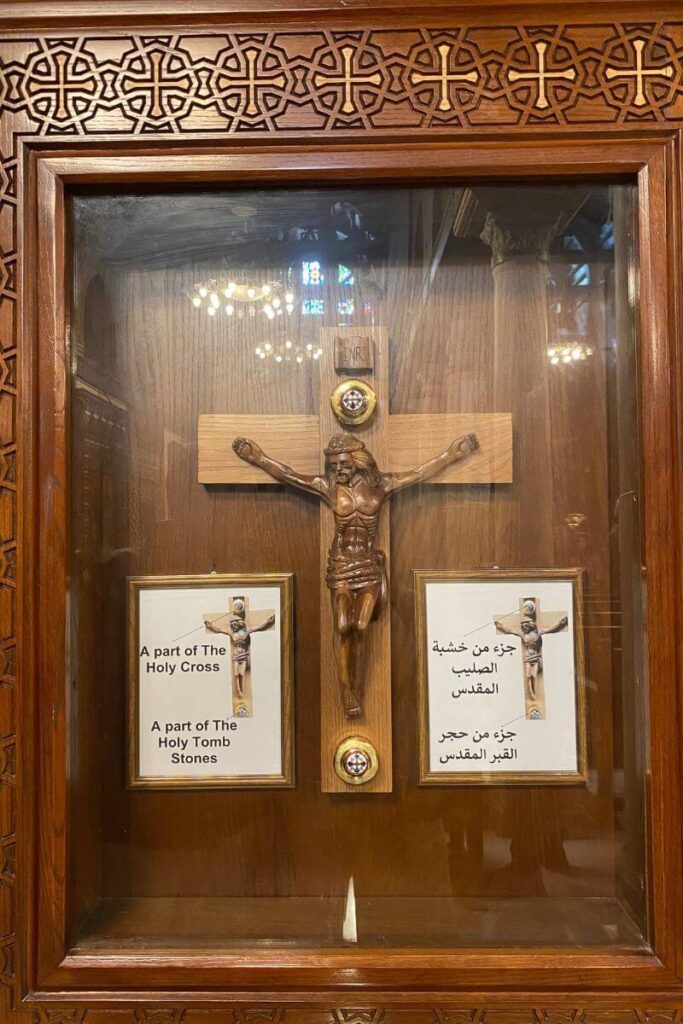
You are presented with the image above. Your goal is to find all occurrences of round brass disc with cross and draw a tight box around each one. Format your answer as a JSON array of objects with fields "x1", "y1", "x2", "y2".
[
  {"x1": 330, "y1": 378, "x2": 377, "y2": 426},
  {"x1": 333, "y1": 735, "x2": 379, "y2": 785}
]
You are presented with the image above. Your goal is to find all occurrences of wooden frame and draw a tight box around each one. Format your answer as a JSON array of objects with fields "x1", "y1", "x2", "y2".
[
  {"x1": 5, "y1": 1, "x2": 683, "y2": 1017},
  {"x1": 18, "y1": 133, "x2": 683, "y2": 1010},
  {"x1": 414, "y1": 568, "x2": 588, "y2": 786},
  {"x1": 127, "y1": 573, "x2": 294, "y2": 790}
]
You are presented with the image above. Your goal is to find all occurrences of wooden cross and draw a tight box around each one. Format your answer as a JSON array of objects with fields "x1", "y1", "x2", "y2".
[
  {"x1": 217, "y1": 47, "x2": 287, "y2": 116},
  {"x1": 121, "y1": 50, "x2": 192, "y2": 120},
  {"x1": 411, "y1": 43, "x2": 479, "y2": 112},
  {"x1": 507, "y1": 41, "x2": 576, "y2": 110},
  {"x1": 202, "y1": 594, "x2": 276, "y2": 719},
  {"x1": 198, "y1": 326, "x2": 512, "y2": 792},
  {"x1": 495, "y1": 595, "x2": 568, "y2": 721},
  {"x1": 605, "y1": 38, "x2": 674, "y2": 107},
  {"x1": 37, "y1": 51, "x2": 97, "y2": 122},
  {"x1": 314, "y1": 45, "x2": 383, "y2": 114}
]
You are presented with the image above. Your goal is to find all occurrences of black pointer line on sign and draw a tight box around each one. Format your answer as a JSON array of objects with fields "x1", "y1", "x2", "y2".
[
  {"x1": 169, "y1": 623, "x2": 209, "y2": 645},
  {"x1": 460, "y1": 607, "x2": 520, "y2": 639}
]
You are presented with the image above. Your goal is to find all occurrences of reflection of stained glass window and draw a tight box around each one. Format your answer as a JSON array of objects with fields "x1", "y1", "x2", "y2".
[
  {"x1": 338, "y1": 264, "x2": 354, "y2": 285},
  {"x1": 302, "y1": 260, "x2": 323, "y2": 285},
  {"x1": 569, "y1": 263, "x2": 590, "y2": 286},
  {"x1": 302, "y1": 298, "x2": 324, "y2": 316},
  {"x1": 600, "y1": 222, "x2": 614, "y2": 250},
  {"x1": 363, "y1": 301, "x2": 372, "y2": 316},
  {"x1": 337, "y1": 300, "x2": 354, "y2": 316}
]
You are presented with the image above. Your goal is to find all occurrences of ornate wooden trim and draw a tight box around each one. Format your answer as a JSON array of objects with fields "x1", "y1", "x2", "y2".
[
  {"x1": 0, "y1": 25, "x2": 681, "y2": 136},
  {"x1": 19, "y1": 1009, "x2": 683, "y2": 1023},
  {"x1": 5, "y1": 7, "x2": 683, "y2": 1022}
]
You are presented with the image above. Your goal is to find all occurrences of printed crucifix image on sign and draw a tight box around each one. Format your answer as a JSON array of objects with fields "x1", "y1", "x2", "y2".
[
  {"x1": 127, "y1": 574, "x2": 293, "y2": 789},
  {"x1": 415, "y1": 569, "x2": 586, "y2": 784}
]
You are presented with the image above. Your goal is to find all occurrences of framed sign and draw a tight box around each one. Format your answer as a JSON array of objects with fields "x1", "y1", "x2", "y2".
[
  {"x1": 415, "y1": 569, "x2": 586, "y2": 785},
  {"x1": 127, "y1": 573, "x2": 294, "y2": 789}
]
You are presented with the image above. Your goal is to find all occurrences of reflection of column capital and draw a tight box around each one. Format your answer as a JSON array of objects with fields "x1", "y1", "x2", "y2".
[{"x1": 480, "y1": 210, "x2": 561, "y2": 269}]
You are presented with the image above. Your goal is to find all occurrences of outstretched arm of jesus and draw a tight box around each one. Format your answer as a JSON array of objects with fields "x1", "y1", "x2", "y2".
[
  {"x1": 204, "y1": 615, "x2": 228, "y2": 635},
  {"x1": 494, "y1": 619, "x2": 520, "y2": 637},
  {"x1": 541, "y1": 615, "x2": 569, "y2": 635},
  {"x1": 249, "y1": 613, "x2": 276, "y2": 635},
  {"x1": 232, "y1": 437, "x2": 328, "y2": 499},
  {"x1": 383, "y1": 433, "x2": 479, "y2": 493}
]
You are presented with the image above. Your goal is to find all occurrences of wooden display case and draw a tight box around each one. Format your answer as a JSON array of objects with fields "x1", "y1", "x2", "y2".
[{"x1": 7, "y1": 1, "x2": 683, "y2": 1021}]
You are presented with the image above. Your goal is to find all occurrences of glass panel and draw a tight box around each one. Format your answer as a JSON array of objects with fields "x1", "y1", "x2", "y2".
[{"x1": 67, "y1": 182, "x2": 647, "y2": 952}]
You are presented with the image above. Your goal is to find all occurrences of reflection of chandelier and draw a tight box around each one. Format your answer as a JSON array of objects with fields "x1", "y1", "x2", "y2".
[
  {"x1": 547, "y1": 343, "x2": 593, "y2": 366},
  {"x1": 191, "y1": 278, "x2": 295, "y2": 320},
  {"x1": 255, "y1": 340, "x2": 323, "y2": 365}
]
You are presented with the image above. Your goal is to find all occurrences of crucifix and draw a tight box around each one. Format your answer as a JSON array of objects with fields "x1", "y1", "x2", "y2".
[
  {"x1": 495, "y1": 595, "x2": 568, "y2": 720},
  {"x1": 198, "y1": 325, "x2": 513, "y2": 792},
  {"x1": 203, "y1": 595, "x2": 275, "y2": 719}
]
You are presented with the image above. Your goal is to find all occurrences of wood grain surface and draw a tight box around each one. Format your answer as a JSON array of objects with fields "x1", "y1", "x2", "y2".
[
  {"x1": 65, "y1": 184, "x2": 639, "y2": 917},
  {"x1": 198, "y1": 415, "x2": 319, "y2": 484},
  {"x1": 316, "y1": 326, "x2": 392, "y2": 792},
  {"x1": 198, "y1": 413, "x2": 512, "y2": 485}
]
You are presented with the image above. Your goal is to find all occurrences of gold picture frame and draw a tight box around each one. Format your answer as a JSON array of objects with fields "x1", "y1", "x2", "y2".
[
  {"x1": 127, "y1": 573, "x2": 294, "y2": 789},
  {"x1": 415, "y1": 568, "x2": 587, "y2": 785}
]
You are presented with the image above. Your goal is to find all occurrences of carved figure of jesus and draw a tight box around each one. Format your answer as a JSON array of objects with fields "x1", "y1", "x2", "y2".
[
  {"x1": 233, "y1": 431, "x2": 479, "y2": 717},
  {"x1": 495, "y1": 600, "x2": 568, "y2": 702},
  {"x1": 205, "y1": 598, "x2": 275, "y2": 699}
]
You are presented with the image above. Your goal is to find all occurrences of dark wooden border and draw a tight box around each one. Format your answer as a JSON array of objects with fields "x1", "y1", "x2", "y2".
[
  {"x1": 1, "y1": 3, "x2": 682, "y2": 1017},
  {"x1": 16, "y1": 135, "x2": 683, "y2": 1012}
]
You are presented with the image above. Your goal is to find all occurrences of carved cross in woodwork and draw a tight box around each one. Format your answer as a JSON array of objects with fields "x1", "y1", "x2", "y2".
[
  {"x1": 507, "y1": 41, "x2": 576, "y2": 110},
  {"x1": 198, "y1": 326, "x2": 513, "y2": 792},
  {"x1": 33, "y1": 51, "x2": 97, "y2": 121},
  {"x1": 495, "y1": 595, "x2": 568, "y2": 720},
  {"x1": 217, "y1": 47, "x2": 287, "y2": 116},
  {"x1": 121, "y1": 50, "x2": 188, "y2": 120},
  {"x1": 605, "y1": 38, "x2": 674, "y2": 107},
  {"x1": 203, "y1": 594, "x2": 276, "y2": 719},
  {"x1": 314, "y1": 46, "x2": 383, "y2": 114},
  {"x1": 411, "y1": 44, "x2": 479, "y2": 112}
]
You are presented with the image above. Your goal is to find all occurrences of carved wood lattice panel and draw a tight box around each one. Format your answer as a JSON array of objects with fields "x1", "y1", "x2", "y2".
[{"x1": 2, "y1": 26, "x2": 683, "y2": 134}]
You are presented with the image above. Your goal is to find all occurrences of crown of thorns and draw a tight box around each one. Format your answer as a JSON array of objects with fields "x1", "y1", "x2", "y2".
[{"x1": 324, "y1": 434, "x2": 366, "y2": 457}]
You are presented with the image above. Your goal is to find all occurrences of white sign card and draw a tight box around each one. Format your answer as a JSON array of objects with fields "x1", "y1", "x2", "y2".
[
  {"x1": 127, "y1": 574, "x2": 293, "y2": 788},
  {"x1": 415, "y1": 570, "x2": 586, "y2": 784}
]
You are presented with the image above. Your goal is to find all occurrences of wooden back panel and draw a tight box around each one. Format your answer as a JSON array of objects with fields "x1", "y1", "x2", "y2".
[{"x1": 68, "y1": 186, "x2": 643, "y2": 928}]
